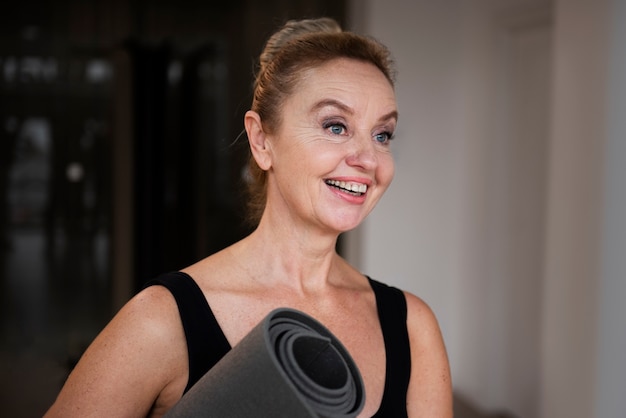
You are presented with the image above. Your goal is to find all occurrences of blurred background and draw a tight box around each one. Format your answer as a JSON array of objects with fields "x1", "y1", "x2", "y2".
[
  {"x1": 0, "y1": 0, "x2": 346, "y2": 416},
  {"x1": 1, "y1": 0, "x2": 625, "y2": 417}
]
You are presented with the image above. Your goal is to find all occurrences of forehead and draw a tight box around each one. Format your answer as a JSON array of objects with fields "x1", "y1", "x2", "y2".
[{"x1": 289, "y1": 58, "x2": 397, "y2": 112}]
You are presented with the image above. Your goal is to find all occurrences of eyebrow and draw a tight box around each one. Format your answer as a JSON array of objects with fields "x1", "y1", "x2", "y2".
[
  {"x1": 380, "y1": 109, "x2": 399, "y2": 124},
  {"x1": 311, "y1": 99, "x2": 399, "y2": 124},
  {"x1": 311, "y1": 99, "x2": 354, "y2": 115}
]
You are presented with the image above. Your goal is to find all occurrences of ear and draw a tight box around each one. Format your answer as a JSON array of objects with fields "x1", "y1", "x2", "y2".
[{"x1": 244, "y1": 110, "x2": 272, "y2": 171}]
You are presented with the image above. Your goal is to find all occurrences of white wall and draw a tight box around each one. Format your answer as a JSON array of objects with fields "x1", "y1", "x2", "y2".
[
  {"x1": 346, "y1": 0, "x2": 626, "y2": 417},
  {"x1": 347, "y1": 1, "x2": 551, "y2": 416},
  {"x1": 595, "y1": 1, "x2": 626, "y2": 415},
  {"x1": 540, "y1": 0, "x2": 609, "y2": 416}
]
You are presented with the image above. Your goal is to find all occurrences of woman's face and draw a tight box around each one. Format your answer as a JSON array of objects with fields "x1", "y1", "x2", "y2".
[{"x1": 265, "y1": 57, "x2": 397, "y2": 234}]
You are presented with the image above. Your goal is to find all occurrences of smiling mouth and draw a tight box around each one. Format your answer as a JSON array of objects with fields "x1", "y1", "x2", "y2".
[{"x1": 325, "y1": 179, "x2": 368, "y2": 196}]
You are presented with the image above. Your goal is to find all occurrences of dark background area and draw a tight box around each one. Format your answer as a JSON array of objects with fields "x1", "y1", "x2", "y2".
[{"x1": 0, "y1": 1, "x2": 346, "y2": 416}]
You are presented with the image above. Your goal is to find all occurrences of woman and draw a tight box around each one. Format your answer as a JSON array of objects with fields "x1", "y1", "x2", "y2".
[{"x1": 45, "y1": 18, "x2": 452, "y2": 417}]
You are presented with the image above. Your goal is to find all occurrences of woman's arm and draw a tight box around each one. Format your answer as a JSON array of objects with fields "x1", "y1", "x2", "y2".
[
  {"x1": 404, "y1": 292, "x2": 453, "y2": 417},
  {"x1": 44, "y1": 285, "x2": 188, "y2": 417}
]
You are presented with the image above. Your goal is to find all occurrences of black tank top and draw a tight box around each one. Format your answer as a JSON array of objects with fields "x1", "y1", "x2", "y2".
[{"x1": 146, "y1": 271, "x2": 411, "y2": 417}]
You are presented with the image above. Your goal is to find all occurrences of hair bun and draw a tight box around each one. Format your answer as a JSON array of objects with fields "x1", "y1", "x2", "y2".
[{"x1": 259, "y1": 18, "x2": 342, "y2": 70}]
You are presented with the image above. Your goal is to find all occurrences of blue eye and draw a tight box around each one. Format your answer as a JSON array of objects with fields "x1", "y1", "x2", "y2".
[
  {"x1": 329, "y1": 124, "x2": 346, "y2": 135},
  {"x1": 374, "y1": 131, "x2": 394, "y2": 144}
]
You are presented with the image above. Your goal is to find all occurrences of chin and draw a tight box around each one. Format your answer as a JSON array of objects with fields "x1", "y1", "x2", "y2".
[
  {"x1": 315, "y1": 206, "x2": 371, "y2": 234},
  {"x1": 327, "y1": 216, "x2": 366, "y2": 234}
]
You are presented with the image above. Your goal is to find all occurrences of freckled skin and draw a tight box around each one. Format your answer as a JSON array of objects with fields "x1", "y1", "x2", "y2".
[
  {"x1": 263, "y1": 58, "x2": 397, "y2": 236},
  {"x1": 44, "y1": 58, "x2": 453, "y2": 418}
]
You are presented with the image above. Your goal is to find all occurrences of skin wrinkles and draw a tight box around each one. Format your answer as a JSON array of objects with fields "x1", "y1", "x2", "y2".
[
  {"x1": 309, "y1": 97, "x2": 399, "y2": 148},
  {"x1": 262, "y1": 58, "x2": 397, "y2": 236}
]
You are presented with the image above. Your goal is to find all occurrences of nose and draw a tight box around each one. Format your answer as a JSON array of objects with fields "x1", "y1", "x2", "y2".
[{"x1": 345, "y1": 134, "x2": 377, "y2": 171}]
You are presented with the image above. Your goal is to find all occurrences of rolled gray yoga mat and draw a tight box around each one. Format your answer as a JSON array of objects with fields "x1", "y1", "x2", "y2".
[{"x1": 164, "y1": 308, "x2": 365, "y2": 418}]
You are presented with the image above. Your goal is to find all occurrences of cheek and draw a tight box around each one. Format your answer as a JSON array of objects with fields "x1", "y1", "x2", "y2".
[
  {"x1": 377, "y1": 154, "x2": 395, "y2": 186},
  {"x1": 301, "y1": 143, "x2": 344, "y2": 169}
]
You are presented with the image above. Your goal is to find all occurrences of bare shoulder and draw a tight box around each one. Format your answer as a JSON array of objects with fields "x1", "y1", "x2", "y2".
[
  {"x1": 45, "y1": 285, "x2": 188, "y2": 417},
  {"x1": 403, "y1": 291, "x2": 453, "y2": 417},
  {"x1": 403, "y1": 291, "x2": 443, "y2": 339}
]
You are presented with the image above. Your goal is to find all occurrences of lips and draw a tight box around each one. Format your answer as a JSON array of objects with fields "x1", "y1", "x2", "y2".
[{"x1": 324, "y1": 179, "x2": 368, "y2": 196}]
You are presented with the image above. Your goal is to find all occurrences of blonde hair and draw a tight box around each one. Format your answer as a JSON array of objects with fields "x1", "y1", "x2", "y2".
[{"x1": 245, "y1": 17, "x2": 396, "y2": 226}]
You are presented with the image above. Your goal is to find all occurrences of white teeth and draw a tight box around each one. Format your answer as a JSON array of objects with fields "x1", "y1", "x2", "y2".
[{"x1": 326, "y1": 180, "x2": 368, "y2": 194}]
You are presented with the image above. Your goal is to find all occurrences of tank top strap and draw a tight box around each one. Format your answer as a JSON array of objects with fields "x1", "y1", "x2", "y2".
[
  {"x1": 367, "y1": 276, "x2": 411, "y2": 418},
  {"x1": 144, "y1": 271, "x2": 232, "y2": 393}
]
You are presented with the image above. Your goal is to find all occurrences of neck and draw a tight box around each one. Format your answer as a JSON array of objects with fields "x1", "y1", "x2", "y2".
[{"x1": 237, "y1": 212, "x2": 341, "y2": 293}]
